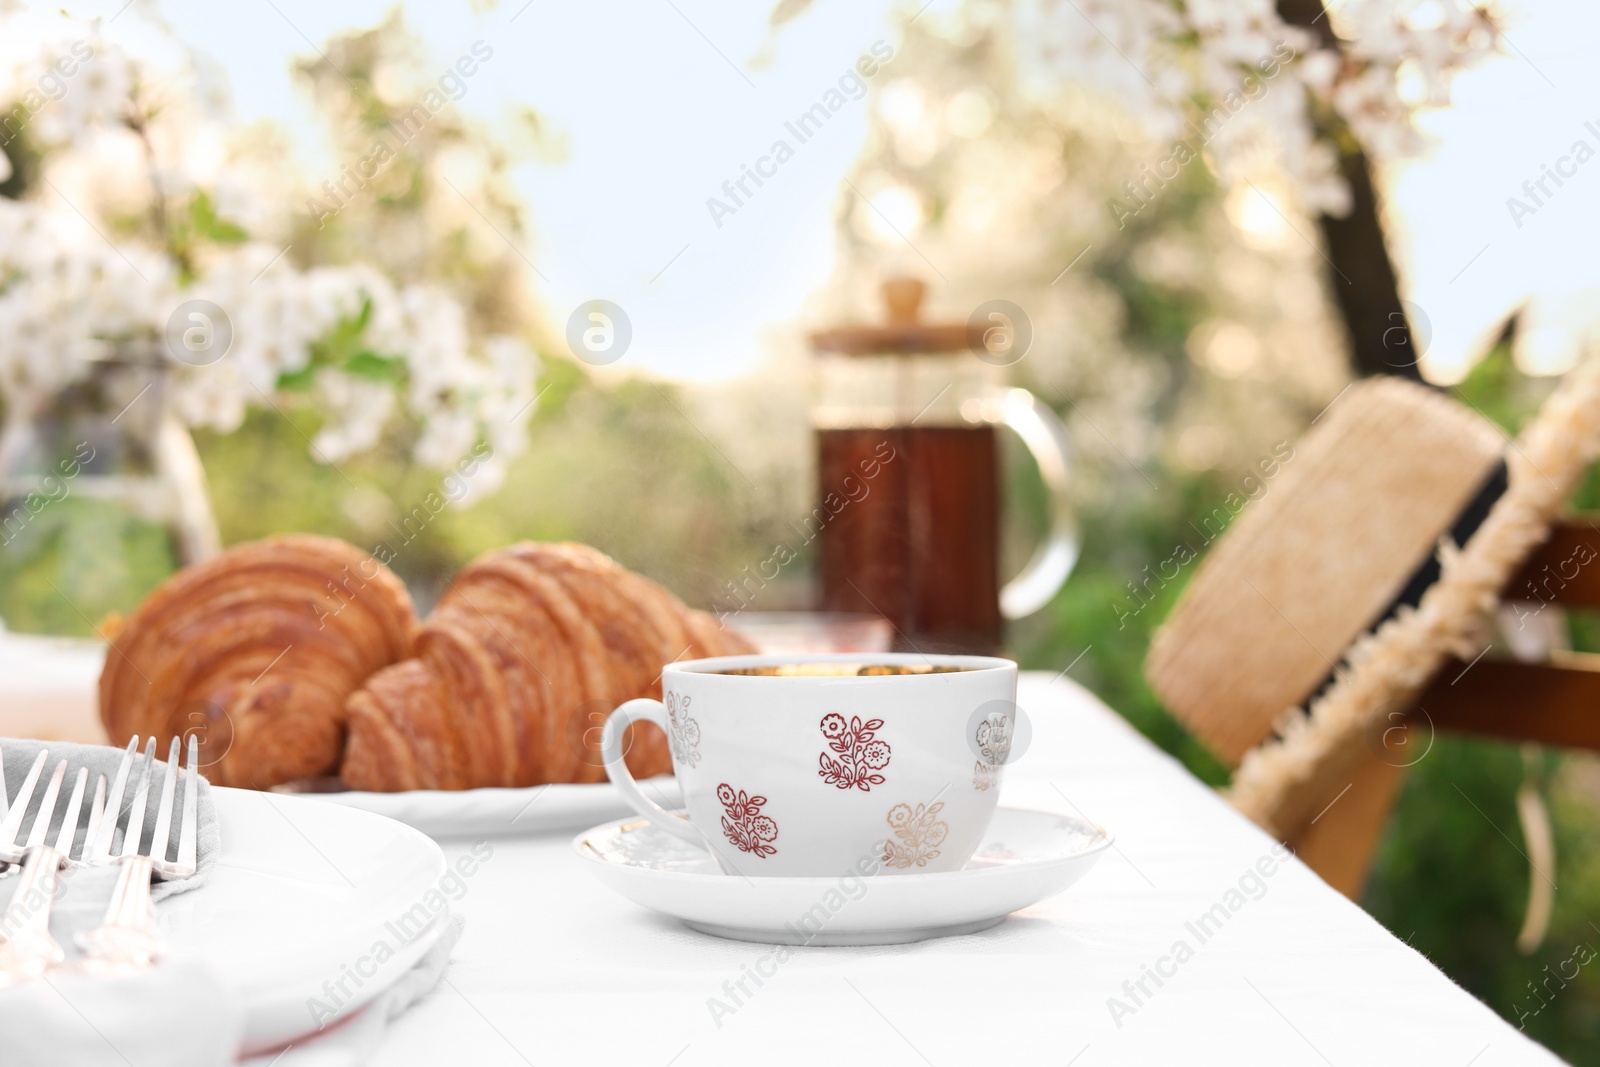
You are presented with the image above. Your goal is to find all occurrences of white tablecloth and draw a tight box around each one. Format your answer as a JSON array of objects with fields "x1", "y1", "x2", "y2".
[
  {"x1": 363, "y1": 672, "x2": 1564, "y2": 1066},
  {"x1": 0, "y1": 631, "x2": 108, "y2": 744}
]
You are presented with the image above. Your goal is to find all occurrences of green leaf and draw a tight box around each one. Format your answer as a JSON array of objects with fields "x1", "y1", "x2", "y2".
[
  {"x1": 206, "y1": 218, "x2": 249, "y2": 244},
  {"x1": 188, "y1": 190, "x2": 250, "y2": 245},
  {"x1": 341, "y1": 350, "x2": 404, "y2": 382},
  {"x1": 276, "y1": 366, "x2": 317, "y2": 392}
]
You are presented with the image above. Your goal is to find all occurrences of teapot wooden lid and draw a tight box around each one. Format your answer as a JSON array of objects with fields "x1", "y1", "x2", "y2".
[{"x1": 809, "y1": 277, "x2": 973, "y2": 355}]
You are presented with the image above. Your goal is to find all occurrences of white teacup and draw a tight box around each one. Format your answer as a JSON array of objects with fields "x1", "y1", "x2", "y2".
[{"x1": 600, "y1": 653, "x2": 1018, "y2": 877}]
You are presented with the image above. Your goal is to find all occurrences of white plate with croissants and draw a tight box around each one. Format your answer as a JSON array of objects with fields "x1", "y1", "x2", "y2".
[
  {"x1": 286, "y1": 775, "x2": 685, "y2": 837},
  {"x1": 97, "y1": 536, "x2": 752, "y2": 835}
]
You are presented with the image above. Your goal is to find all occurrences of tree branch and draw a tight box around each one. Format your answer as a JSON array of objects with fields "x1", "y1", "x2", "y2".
[{"x1": 1277, "y1": 0, "x2": 1427, "y2": 382}]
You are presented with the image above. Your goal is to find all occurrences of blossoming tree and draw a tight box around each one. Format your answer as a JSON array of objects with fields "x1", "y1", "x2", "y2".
[
  {"x1": 781, "y1": 0, "x2": 1500, "y2": 378},
  {"x1": 1013, "y1": 0, "x2": 1500, "y2": 379},
  {"x1": 0, "y1": 11, "x2": 539, "y2": 537}
]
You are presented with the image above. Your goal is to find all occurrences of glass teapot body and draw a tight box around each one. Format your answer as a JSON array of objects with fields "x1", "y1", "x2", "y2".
[
  {"x1": 813, "y1": 351, "x2": 1006, "y2": 653},
  {"x1": 808, "y1": 279, "x2": 1076, "y2": 655}
]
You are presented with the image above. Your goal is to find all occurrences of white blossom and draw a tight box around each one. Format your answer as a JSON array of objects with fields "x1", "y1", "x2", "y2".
[
  {"x1": 1019, "y1": 0, "x2": 1498, "y2": 214},
  {"x1": 0, "y1": 22, "x2": 539, "y2": 499}
]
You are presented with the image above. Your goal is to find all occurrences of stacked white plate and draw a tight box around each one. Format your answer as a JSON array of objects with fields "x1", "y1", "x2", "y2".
[{"x1": 167, "y1": 789, "x2": 449, "y2": 1054}]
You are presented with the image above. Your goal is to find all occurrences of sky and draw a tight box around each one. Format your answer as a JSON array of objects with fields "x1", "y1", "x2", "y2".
[
  {"x1": 1389, "y1": 0, "x2": 1600, "y2": 382},
  {"x1": 140, "y1": 0, "x2": 907, "y2": 382},
  {"x1": 19, "y1": 0, "x2": 1600, "y2": 385}
]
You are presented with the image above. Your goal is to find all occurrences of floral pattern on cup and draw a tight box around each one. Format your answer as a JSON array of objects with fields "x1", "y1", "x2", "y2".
[
  {"x1": 972, "y1": 710, "x2": 1012, "y2": 791},
  {"x1": 818, "y1": 713, "x2": 891, "y2": 791},
  {"x1": 666, "y1": 693, "x2": 701, "y2": 768},
  {"x1": 881, "y1": 800, "x2": 948, "y2": 868},
  {"x1": 717, "y1": 783, "x2": 779, "y2": 857}
]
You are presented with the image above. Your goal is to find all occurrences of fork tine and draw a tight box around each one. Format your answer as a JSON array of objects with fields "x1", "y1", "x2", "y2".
[
  {"x1": 119, "y1": 739, "x2": 157, "y2": 859},
  {"x1": 91, "y1": 738, "x2": 139, "y2": 863},
  {"x1": 52, "y1": 767, "x2": 88, "y2": 856},
  {"x1": 80, "y1": 775, "x2": 107, "y2": 865},
  {"x1": 148, "y1": 737, "x2": 181, "y2": 864},
  {"x1": 0, "y1": 750, "x2": 48, "y2": 852},
  {"x1": 25, "y1": 760, "x2": 68, "y2": 850},
  {"x1": 176, "y1": 735, "x2": 199, "y2": 875}
]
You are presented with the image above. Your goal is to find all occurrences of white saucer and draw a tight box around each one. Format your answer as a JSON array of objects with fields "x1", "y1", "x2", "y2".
[{"x1": 573, "y1": 806, "x2": 1112, "y2": 946}]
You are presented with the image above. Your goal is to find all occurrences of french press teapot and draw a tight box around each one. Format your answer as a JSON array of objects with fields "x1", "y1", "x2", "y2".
[{"x1": 809, "y1": 278, "x2": 1077, "y2": 654}]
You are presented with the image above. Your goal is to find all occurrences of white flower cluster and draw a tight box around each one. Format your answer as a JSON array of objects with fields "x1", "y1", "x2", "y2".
[
  {"x1": 0, "y1": 34, "x2": 537, "y2": 502},
  {"x1": 1019, "y1": 0, "x2": 1497, "y2": 214},
  {"x1": 0, "y1": 201, "x2": 535, "y2": 500},
  {"x1": 0, "y1": 198, "x2": 171, "y2": 398},
  {"x1": 1327, "y1": 0, "x2": 1498, "y2": 161},
  {"x1": 0, "y1": 34, "x2": 131, "y2": 187}
]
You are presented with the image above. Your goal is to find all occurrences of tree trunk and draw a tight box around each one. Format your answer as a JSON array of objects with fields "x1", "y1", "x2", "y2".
[{"x1": 1276, "y1": 0, "x2": 1426, "y2": 382}]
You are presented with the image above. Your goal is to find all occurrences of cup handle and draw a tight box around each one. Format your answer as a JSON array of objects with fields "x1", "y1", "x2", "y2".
[
  {"x1": 600, "y1": 698, "x2": 707, "y2": 848},
  {"x1": 973, "y1": 387, "x2": 1079, "y2": 618}
]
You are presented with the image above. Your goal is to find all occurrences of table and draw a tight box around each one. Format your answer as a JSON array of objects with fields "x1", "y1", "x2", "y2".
[
  {"x1": 0, "y1": 632, "x2": 108, "y2": 745},
  {"x1": 365, "y1": 672, "x2": 1565, "y2": 1066}
]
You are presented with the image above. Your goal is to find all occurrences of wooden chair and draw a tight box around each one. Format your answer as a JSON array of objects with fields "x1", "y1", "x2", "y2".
[{"x1": 1297, "y1": 517, "x2": 1600, "y2": 896}]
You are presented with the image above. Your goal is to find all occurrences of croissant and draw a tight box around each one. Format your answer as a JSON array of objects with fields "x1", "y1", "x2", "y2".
[
  {"x1": 99, "y1": 535, "x2": 418, "y2": 789},
  {"x1": 342, "y1": 542, "x2": 756, "y2": 791}
]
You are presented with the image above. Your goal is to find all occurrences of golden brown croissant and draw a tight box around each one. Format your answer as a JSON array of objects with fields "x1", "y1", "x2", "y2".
[
  {"x1": 342, "y1": 542, "x2": 756, "y2": 791},
  {"x1": 98, "y1": 535, "x2": 418, "y2": 789}
]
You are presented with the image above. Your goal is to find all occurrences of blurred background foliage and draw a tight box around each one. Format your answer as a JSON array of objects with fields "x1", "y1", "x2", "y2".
[{"x1": 0, "y1": 8, "x2": 1595, "y2": 1061}]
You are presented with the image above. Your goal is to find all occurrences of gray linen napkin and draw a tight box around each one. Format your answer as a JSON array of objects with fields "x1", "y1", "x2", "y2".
[
  {"x1": 0, "y1": 916, "x2": 466, "y2": 1067},
  {"x1": 243, "y1": 914, "x2": 466, "y2": 1067},
  {"x1": 0, "y1": 961, "x2": 241, "y2": 1067},
  {"x1": 0, "y1": 739, "x2": 461, "y2": 1067},
  {"x1": 0, "y1": 737, "x2": 235, "y2": 1066},
  {"x1": 0, "y1": 737, "x2": 220, "y2": 900}
]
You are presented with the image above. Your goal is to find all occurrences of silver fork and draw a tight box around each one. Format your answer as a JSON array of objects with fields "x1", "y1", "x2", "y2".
[
  {"x1": 0, "y1": 758, "x2": 100, "y2": 986},
  {"x1": 87, "y1": 737, "x2": 141, "y2": 867},
  {"x1": 0, "y1": 747, "x2": 107, "y2": 872},
  {"x1": 79, "y1": 735, "x2": 200, "y2": 972},
  {"x1": 0, "y1": 749, "x2": 50, "y2": 867}
]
